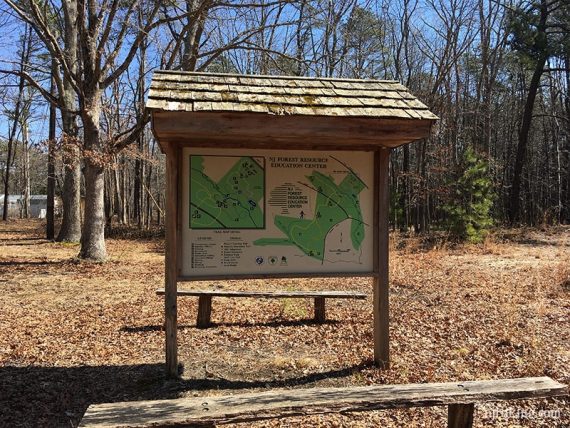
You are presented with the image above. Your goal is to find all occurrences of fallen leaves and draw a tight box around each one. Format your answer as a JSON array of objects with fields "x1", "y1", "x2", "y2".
[{"x1": 0, "y1": 220, "x2": 568, "y2": 427}]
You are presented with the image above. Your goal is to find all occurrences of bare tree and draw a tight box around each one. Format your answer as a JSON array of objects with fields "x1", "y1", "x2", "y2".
[
  {"x1": 2, "y1": 24, "x2": 33, "y2": 221},
  {"x1": 56, "y1": 0, "x2": 82, "y2": 242},
  {"x1": 4, "y1": 0, "x2": 197, "y2": 259}
]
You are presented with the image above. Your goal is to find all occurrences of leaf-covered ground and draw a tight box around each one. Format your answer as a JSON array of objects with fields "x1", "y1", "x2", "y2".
[{"x1": 0, "y1": 220, "x2": 568, "y2": 427}]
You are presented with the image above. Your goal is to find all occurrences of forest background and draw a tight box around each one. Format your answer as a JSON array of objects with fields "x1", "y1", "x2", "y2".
[{"x1": 0, "y1": 0, "x2": 569, "y2": 259}]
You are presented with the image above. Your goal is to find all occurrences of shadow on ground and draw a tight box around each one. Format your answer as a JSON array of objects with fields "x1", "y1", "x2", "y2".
[
  {"x1": 178, "y1": 360, "x2": 374, "y2": 392},
  {"x1": 1, "y1": 361, "x2": 372, "y2": 426},
  {"x1": 0, "y1": 364, "x2": 167, "y2": 427},
  {"x1": 121, "y1": 318, "x2": 342, "y2": 333},
  {"x1": 0, "y1": 260, "x2": 66, "y2": 266},
  {"x1": 0, "y1": 237, "x2": 49, "y2": 242},
  {"x1": 1, "y1": 240, "x2": 52, "y2": 246}
]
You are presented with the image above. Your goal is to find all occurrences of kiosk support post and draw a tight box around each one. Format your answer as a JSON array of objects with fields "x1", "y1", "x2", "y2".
[
  {"x1": 374, "y1": 148, "x2": 390, "y2": 368},
  {"x1": 165, "y1": 148, "x2": 179, "y2": 378}
]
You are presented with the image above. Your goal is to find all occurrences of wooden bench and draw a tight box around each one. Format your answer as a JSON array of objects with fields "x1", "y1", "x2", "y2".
[
  {"x1": 80, "y1": 376, "x2": 567, "y2": 427},
  {"x1": 156, "y1": 288, "x2": 367, "y2": 328}
]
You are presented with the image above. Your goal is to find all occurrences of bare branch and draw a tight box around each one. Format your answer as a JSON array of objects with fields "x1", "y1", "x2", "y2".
[
  {"x1": 109, "y1": 109, "x2": 150, "y2": 152},
  {"x1": 0, "y1": 68, "x2": 62, "y2": 109},
  {"x1": 101, "y1": 1, "x2": 161, "y2": 88}
]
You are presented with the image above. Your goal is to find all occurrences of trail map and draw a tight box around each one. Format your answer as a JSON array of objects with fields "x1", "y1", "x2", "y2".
[
  {"x1": 190, "y1": 155, "x2": 264, "y2": 229},
  {"x1": 181, "y1": 148, "x2": 374, "y2": 277},
  {"x1": 254, "y1": 162, "x2": 367, "y2": 262}
]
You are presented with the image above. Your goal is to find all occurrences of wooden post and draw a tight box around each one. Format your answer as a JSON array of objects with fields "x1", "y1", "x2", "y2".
[
  {"x1": 374, "y1": 148, "x2": 390, "y2": 368},
  {"x1": 165, "y1": 146, "x2": 178, "y2": 378},
  {"x1": 197, "y1": 296, "x2": 213, "y2": 328},
  {"x1": 447, "y1": 404, "x2": 474, "y2": 428},
  {"x1": 314, "y1": 297, "x2": 325, "y2": 322}
]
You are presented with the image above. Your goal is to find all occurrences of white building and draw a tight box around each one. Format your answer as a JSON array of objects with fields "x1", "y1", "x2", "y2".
[{"x1": 0, "y1": 195, "x2": 61, "y2": 218}]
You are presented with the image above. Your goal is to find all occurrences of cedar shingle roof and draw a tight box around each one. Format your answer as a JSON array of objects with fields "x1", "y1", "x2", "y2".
[{"x1": 147, "y1": 71, "x2": 438, "y2": 121}]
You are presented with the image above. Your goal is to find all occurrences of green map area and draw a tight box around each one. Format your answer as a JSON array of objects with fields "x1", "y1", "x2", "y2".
[
  {"x1": 254, "y1": 170, "x2": 366, "y2": 261},
  {"x1": 190, "y1": 155, "x2": 264, "y2": 229}
]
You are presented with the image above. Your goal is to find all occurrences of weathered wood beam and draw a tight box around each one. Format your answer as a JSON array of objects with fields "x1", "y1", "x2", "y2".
[
  {"x1": 177, "y1": 272, "x2": 377, "y2": 281},
  {"x1": 156, "y1": 289, "x2": 365, "y2": 327},
  {"x1": 79, "y1": 377, "x2": 567, "y2": 427},
  {"x1": 197, "y1": 295, "x2": 212, "y2": 328},
  {"x1": 314, "y1": 297, "x2": 326, "y2": 322},
  {"x1": 152, "y1": 112, "x2": 434, "y2": 150},
  {"x1": 448, "y1": 403, "x2": 474, "y2": 428},
  {"x1": 164, "y1": 146, "x2": 178, "y2": 378},
  {"x1": 374, "y1": 148, "x2": 390, "y2": 368},
  {"x1": 156, "y1": 289, "x2": 366, "y2": 299}
]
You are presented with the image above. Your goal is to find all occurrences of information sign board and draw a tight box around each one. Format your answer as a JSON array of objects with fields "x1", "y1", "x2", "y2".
[{"x1": 181, "y1": 147, "x2": 374, "y2": 277}]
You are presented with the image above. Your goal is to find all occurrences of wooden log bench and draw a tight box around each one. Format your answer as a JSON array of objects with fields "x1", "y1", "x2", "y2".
[
  {"x1": 80, "y1": 377, "x2": 567, "y2": 427},
  {"x1": 156, "y1": 288, "x2": 367, "y2": 328}
]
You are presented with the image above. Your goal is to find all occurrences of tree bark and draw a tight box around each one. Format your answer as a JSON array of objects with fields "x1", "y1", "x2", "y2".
[
  {"x1": 181, "y1": 0, "x2": 206, "y2": 71},
  {"x1": 22, "y1": 125, "x2": 30, "y2": 218},
  {"x1": 56, "y1": 0, "x2": 81, "y2": 242},
  {"x1": 47, "y1": 61, "x2": 56, "y2": 239},
  {"x1": 120, "y1": 160, "x2": 128, "y2": 224},
  {"x1": 79, "y1": 94, "x2": 107, "y2": 261},
  {"x1": 563, "y1": 54, "x2": 570, "y2": 223},
  {"x1": 56, "y1": 145, "x2": 82, "y2": 241},
  {"x1": 400, "y1": 144, "x2": 409, "y2": 231},
  {"x1": 508, "y1": 53, "x2": 548, "y2": 223},
  {"x1": 134, "y1": 157, "x2": 142, "y2": 226},
  {"x1": 508, "y1": 0, "x2": 549, "y2": 224},
  {"x1": 112, "y1": 163, "x2": 122, "y2": 223},
  {"x1": 2, "y1": 139, "x2": 14, "y2": 221},
  {"x1": 80, "y1": 161, "x2": 106, "y2": 260},
  {"x1": 104, "y1": 169, "x2": 113, "y2": 229}
]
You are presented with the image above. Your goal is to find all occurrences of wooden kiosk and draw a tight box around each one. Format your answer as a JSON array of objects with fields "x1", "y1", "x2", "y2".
[{"x1": 146, "y1": 71, "x2": 438, "y2": 378}]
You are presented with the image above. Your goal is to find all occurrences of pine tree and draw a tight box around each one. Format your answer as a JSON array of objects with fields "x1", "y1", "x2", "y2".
[{"x1": 443, "y1": 147, "x2": 495, "y2": 243}]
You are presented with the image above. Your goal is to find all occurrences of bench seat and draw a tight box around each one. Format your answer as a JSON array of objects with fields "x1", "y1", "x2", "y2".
[
  {"x1": 80, "y1": 376, "x2": 567, "y2": 427},
  {"x1": 156, "y1": 288, "x2": 366, "y2": 327}
]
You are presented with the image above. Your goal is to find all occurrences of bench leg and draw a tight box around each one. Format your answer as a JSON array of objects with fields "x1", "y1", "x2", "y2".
[
  {"x1": 197, "y1": 296, "x2": 212, "y2": 328},
  {"x1": 448, "y1": 403, "x2": 474, "y2": 428},
  {"x1": 314, "y1": 297, "x2": 326, "y2": 323}
]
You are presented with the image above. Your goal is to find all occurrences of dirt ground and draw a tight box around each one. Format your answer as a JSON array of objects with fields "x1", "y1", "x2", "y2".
[{"x1": 0, "y1": 220, "x2": 568, "y2": 427}]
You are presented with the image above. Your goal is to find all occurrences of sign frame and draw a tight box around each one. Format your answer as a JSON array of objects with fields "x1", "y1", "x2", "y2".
[{"x1": 163, "y1": 140, "x2": 390, "y2": 378}]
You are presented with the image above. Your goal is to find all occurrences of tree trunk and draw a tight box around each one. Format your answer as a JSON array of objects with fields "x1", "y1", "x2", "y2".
[
  {"x1": 47, "y1": 62, "x2": 56, "y2": 239},
  {"x1": 79, "y1": 98, "x2": 107, "y2": 261},
  {"x1": 508, "y1": 0, "x2": 548, "y2": 224},
  {"x1": 113, "y1": 162, "x2": 122, "y2": 223},
  {"x1": 80, "y1": 161, "x2": 106, "y2": 260},
  {"x1": 56, "y1": 0, "x2": 81, "y2": 242},
  {"x1": 400, "y1": 144, "x2": 409, "y2": 231},
  {"x1": 134, "y1": 37, "x2": 147, "y2": 228},
  {"x1": 181, "y1": 0, "x2": 206, "y2": 71},
  {"x1": 2, "y1": 137, "x2": 14, "y2": 221},
  {"x1": 560, "y1": 54, "x2": 570, "y2": 223},
  {"x1": 56, "y1": 142, "x2": 82, "y2": 241},
  {"x1": 295, "y1": 0, "x2": 307, "y2": 76},
  {"x1": 145, "y1": 139, "x2": 155, "y2": 228},
  {"x1": 22, "y1": 127, "x2": 30, "y2": 218},
  {"x1": 120, "y1": 160, "x2": 128, "y2": 224},
  {"x1": 508, "y1": 54, "x2": 548, "y2": 223},
  {"x1": 134, "y1": 156, "x2": 142, "y2": 226},
  {"x1": 104, "y1": 169, "x2": 113, "y2": 229}
]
